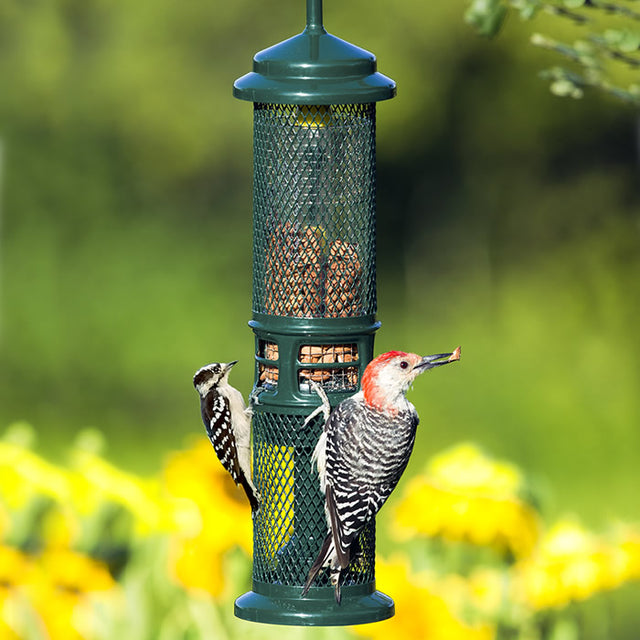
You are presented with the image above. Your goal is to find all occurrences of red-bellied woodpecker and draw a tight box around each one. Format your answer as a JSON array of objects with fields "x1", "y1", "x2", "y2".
[
  {"x1": 193, "y1": 361, "x2": 260, "y2": 512},
  {"x1": 302, "y1": 347, "x2": 461, "y2": 602}
]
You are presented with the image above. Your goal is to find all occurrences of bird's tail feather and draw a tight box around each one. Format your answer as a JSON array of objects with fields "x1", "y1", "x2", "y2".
[
  {"x1": 239, "y1": 473, "x2": 260, "y2": 513},
  {"x1": 301, "y1": 532, "x2": 334, "y2": 597}
]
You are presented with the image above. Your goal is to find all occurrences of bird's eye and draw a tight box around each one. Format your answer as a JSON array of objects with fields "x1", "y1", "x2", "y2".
[
  {"x1": 400, "y1": 361, "x2": 409, "y2": 370},
  {"x1": 213, "y1": 365, "x2": 221, "y2": 373}
]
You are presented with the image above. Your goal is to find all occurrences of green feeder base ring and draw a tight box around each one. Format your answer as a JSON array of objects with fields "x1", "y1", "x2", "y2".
[{"x1": 235, "y1": 582, "x2": 394, "y2": 626}]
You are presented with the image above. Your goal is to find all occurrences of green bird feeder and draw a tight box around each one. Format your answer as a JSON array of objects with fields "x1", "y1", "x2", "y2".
[{"x1": 233, "y1": 0, "x2": 396, "y2": 626}]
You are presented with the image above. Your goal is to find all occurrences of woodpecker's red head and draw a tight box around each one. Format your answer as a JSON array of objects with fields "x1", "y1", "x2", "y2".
[{"x1": 361, "y1": 347, "x2": 461, "y2": 413}]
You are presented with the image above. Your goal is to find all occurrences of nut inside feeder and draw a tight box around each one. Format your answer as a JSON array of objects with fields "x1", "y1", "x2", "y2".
[
  {"x1": 298, "y1": 343, "x2": 359, "y2": 392},
  {"x1": 233, "y1": 0, "x2": 396, "y2": 626},
  {"x1": 259, "y1": 340, "x2": 360, "y2": 393}
]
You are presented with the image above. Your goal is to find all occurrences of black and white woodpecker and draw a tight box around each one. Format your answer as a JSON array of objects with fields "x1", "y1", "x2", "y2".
[
  {"x1": 193, "y1": 361, "x2": 260, "y2": 512},
  {"x1": 302, "y1": 347, "x2": 461, "y2": 603}
]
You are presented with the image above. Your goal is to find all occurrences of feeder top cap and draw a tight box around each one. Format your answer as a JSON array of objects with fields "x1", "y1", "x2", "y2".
[{"x1": 233, "y1": 27, "x2": 396, "y2": 105}]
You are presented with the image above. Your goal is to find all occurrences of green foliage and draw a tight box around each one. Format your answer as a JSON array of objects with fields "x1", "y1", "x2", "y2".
[
  {"x1": 465, "y1": 0, "x2": 640, "y2": 103},
  {"x1": 466, "y1": 0, "x2": 510, "y2": 36}
]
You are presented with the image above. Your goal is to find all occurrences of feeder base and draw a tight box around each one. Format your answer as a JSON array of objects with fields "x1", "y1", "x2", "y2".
[{"x1": 235, "y1": 581, "x2": 394, "y2": 626}]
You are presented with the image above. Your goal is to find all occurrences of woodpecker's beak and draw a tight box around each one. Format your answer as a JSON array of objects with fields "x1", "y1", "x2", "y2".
[
  {"x1": 224, "y1": 360, "x2": 239, "y2": 374},
  {"x1": 414, "y1": 346, "x2": 461, "y2": 371}
]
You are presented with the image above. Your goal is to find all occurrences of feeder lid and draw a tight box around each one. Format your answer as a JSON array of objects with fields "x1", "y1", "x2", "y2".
[{"x1": 233, "y1": 25, "x2": 396, "y2": 105}]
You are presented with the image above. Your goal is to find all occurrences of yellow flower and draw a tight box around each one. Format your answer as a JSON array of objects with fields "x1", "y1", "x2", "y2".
[
  {"x1": 0, "y1": 426, "x2": 91, "y2": 549},
  {"x1": 70, "y1": 446, "x2": 165, "y2": 535},
  {"x1": 41, "y1": 504, "x2": 80, "y2": 550},
  {"x1": 169, "y1": 533, "x2": 228, "y2": 598},
  {"x1": 0, "y1": 545, "x2": 33, "y2": 639},
  {"x1": 37, "y1": 548, "x2": 116, "y2": 592},
  {"x1": 0, "y1": 545, "x2": 31, "y2": 593},
  {"x1": 467, "y1": 567, "x2": 507, "y2": 619},
  {"x1": 617, "y1": 527, "x2": 640, "y2": 582},
  {"x1": 28, "y1": 548, "x2": 119, "y2": 640},
  {"x1": 0, "y1": 426, "x2": 132, "y2": 549},
  {"x1": 0, "y1": 432, "x2": 74, "y2": 509},
  {"x1": 163, "y1": 437, "x2": 253, "y2": 596},
  {"x1": 352, "y1": 555, "x2": 495, "y2": 640},
  {"x1": 512, "y1": 519, "x2": 632, "y2": 610},
  {"x1": 0, "y1": 604, "x2": 23, "y2": 640},
  {"x1": 427, "y1": 443, "x2": 522, "y2": 498},
  {"x1": 392, "y1": 444, "x2": 539, "y2": 558}
]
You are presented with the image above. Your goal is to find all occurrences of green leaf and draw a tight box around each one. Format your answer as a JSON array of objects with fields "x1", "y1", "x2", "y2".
[
  {"x1": 465, "y1": 0, "x2": 509, "y2": 37},
  {"x1": 513, "y1": 0, "x2": 541, "y2": 20},
  {"x1": 563, "y1": 0, "x2": 585, "y2": 8},
  {"x1": 604, "y1": 29, "x2": 640, "y2": 53},
  {"x1": 550, "y1": 79, "x2": 584, "y2": 98},
  {"x1": 574, "y1": 40, "x2": 594, "y2": 55},
  {"x1": 574, "y1": 40, "x2": 599, "y2": 67},
  {"x1": 549, "y1": 617, "x2": 580, "y2": 640},
  {"x1": 519, "y1": 5, "x2": 539, "y2": 20},
  {"x1": 531, "y1": 32, "x2": 552, "y2": 47}
]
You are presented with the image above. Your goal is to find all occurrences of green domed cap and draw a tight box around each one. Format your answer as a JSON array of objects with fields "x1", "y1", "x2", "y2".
[{"x1": 233, "y1": 1, "x2": 395, "y2": 105}]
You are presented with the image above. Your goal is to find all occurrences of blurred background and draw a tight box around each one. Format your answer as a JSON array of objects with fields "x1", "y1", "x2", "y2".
[{"x1": 0, "y1": 0, "x2": 638, "y2": 638}]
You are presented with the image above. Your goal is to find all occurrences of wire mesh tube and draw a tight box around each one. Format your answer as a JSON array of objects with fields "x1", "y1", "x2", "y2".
[
  {"x1": 251, "y1": 411, "x2": 375, "y2": 588},
  {"x1": 235, "y1": 102, "x2": 393, "y2": 625},
  {"x1": 252, "y1": 103, "x2": 377, "y2": 319}
]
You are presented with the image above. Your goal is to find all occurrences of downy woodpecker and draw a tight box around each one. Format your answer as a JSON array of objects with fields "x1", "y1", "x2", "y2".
[
  {"x1": 303, "y1": 347, "x2": 461, "y2": 602},
  {"x1": 193, "y1": 361, "x2": 260, "y2": 512}
]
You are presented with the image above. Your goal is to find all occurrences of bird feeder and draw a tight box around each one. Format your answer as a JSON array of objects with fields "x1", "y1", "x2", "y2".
[{"x1": 233, "y1": 0, "x2": 396, "y2": 626}]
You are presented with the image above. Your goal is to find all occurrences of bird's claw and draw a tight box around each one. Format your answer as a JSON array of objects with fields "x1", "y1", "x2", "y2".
[
  {"x1": 303, "y1": 380, "x2": 331, "y2": 427},
  {"x1": 248, "y1": 386, "x2": 262, "y2": 407},
  {"x1": 303, "y1": 405, "x2": 324, "y2": 427}
]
